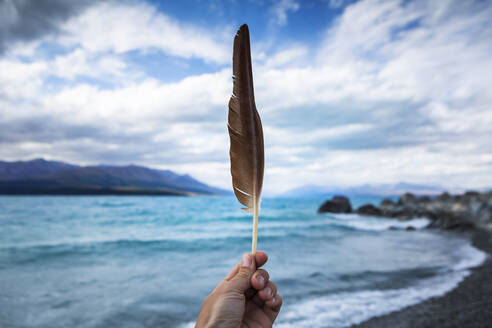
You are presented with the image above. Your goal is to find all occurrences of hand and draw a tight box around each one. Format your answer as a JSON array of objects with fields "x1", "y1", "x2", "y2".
[{"x1": 196, "y1": 251, "x2": 282, "y2": 328}]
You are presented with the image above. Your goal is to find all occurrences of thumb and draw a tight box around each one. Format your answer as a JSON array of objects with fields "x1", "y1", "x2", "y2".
[{"x1": 229, "y1": 253, "x2": 256, "y2": 292}]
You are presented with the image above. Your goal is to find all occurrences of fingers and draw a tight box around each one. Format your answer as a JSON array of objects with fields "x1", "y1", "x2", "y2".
[
  {"x1": 251, "y1": 269, "x2": 269, "y2": 290},
  {"x1": 224, "y1": 251, "x2": 268, "y2": 281},
  {"x1": 228, "y1": 253, "x2": 256, "y2": 292},
  {"x1": 249, "y1": 280, "x2": 279, "y2": 307},
  {"x1": 250, "y1": 281, "x2": 282, "y2": 323},
  {"x1": 264, "y1": 293, "x2": 281, "y2": 309},
  {"x1": 263, "y1": 294, "x2": 282, "y2": 321},
  {"x1": 260, "y1": 280, "x2": 282, "y2": 323},
  {"x1": 258, "y1": 281, "x2": 277, "y2": 302},
  {"x1": 254, "y1": 251, "x2": 268, "y2": 268}
]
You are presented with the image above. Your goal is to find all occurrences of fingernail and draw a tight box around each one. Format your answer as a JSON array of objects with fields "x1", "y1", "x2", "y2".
[
  {"x1": 271, "y1": 296, "x2": 277, "y2": 303},
  {"x1": 256, "y1": 275, "x2": 265, "y2": 286},
  {"x1": 241, "y1": 254, "x2": 252, "y2": 267},
  {"x1": 264, "y1": 286, "x2": 272, "y2": 296}
]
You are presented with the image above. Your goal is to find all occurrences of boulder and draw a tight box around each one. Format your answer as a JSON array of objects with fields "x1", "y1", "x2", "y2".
[
  {"x1": 356, "y1": 204, "x2": 382, "y2": 216},
  {"x1": 436, "y1": 192, "x2": 451, "y2": 202},
  {"x1": 318, "y1": 195, "x2": 352, "y2": 213},
  {"x1": 398, "y1": 192, "x2": 416, "y2": 205},
  {"x1": 426, "y1": 215, "x2": 475, "y2": 230}
]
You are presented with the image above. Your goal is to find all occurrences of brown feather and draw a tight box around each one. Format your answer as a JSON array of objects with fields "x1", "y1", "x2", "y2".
[{"x1": 228, "y1": 24, "x2": 264, "y2": 216}]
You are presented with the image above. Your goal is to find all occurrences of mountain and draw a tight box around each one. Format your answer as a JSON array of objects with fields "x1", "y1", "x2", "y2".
[
  {"x1": 0, "y1": 159, "x2": 229, "y2": 196},
  {"x1": 280, "y1": 182, "x2": 449, "y2": 198},
  {"x1": 0, "y1": 158, "x2": 77, "y2": 180}
]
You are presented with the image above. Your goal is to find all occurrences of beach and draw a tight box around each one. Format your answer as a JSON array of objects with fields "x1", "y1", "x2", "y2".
[{"x1": 355, "y1": 228, "x2": 492, "y2": 327}]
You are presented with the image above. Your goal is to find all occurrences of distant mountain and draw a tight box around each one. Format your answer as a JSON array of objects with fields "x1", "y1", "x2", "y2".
[
  {"x1": 0, "y1": 159, "x2": 229, "y2": 196},
  {"x1": 0, "y1": 158, "x2": 77, "y2": 180},
  {"x1": 280, "y1": 182, "x2": 449, "y2": 198}
]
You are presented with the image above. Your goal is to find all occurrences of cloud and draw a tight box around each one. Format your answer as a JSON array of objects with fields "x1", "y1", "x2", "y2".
[
  {"x1": 263, "y1": 46, "x2": 307, "y2": 68},
  {"x1": 0, "y1": 58, "x2": 47, "y2": 100},
  {"x1": 270, "y1": 0, "x2": 300, "y2": 26},
  {"x1": 1, "y1": 1, "x2": 230, "y2": 64},
  {"x1": 58, "y1": 2, "x2": 230, "y2": 64},
  {"x1": 254, "y1": 0, "x2": 492, "y2": 191},
  {"x1": 1, "y1": 0, "x2": 492, "y2": 193},
  {"x1": 0, "y1": 0, "x2": 98, "y2": 55}
]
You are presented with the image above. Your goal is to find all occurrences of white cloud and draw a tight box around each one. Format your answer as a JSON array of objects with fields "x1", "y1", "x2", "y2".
[
  {"x1": 51, "y1": 48, "x2": 129, "y2": 81},
  {"x1": 0, "y1": 59, "x2": 47, "y2": 101},
  {"x1": 58, "y1": 2, "x2": 230, "y2": 64},
  {"x1": 263, "y1": 46, "x2": 307, "y2": 68},
  {"x1": 271, "y1": 0, "x2": 300, "y2": 26}
]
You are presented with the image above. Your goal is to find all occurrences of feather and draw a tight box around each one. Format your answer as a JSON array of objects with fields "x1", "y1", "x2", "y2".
[{"x1": 228, "y1": 24, "x2": 264, "y2": 254}]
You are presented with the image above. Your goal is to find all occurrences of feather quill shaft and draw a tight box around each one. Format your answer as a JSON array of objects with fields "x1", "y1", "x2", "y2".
[{"x1": 228, "y1": 24, "x2": 264, "y2": 255}]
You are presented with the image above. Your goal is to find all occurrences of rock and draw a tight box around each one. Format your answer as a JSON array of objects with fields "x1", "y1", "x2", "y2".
[
  {"x1": 405, "y1": 226, "x2": 416, "y2": 231},
  {"x1": 317, "y1": 190, "x2": 492, "y2": 232},
  {"x1": 318, "y1": 195, "x2": 352, "y2": 213},
  {"x1": 379, "y1": 202, "x2": 414, "y2": 220},
  {"x1": 379, "y1": 198, "x2": 399, "y2": 216},
  {"x1": 380, "y1": 198, "x2": 395, "y2": 207},
  {"x1": 475, "y1": 204, "x2": 492, "y2": 228},
  {"x1": 446, "y1": 222, "x2": 475, "y2": 231},
  {"x1": 427, "y1": 215, "x2": 475, "y2": 230},
  {"x1": 464, "y1": 191, "x2": 480, "y2": 198},
  {"x1": 356, "y1": 204, "x2": 382, "y2": 216},
  {"x1": 398, "y1": 192, "x2": 416, "y2": 205},
  {"x1": 436, "y1": 192, "x2": 451, "y2": 201}
]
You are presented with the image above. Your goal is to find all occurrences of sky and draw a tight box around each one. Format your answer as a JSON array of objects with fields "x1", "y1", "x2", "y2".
[{"x1": 1, "y1": 0, "x2": 492, "y2": 194}]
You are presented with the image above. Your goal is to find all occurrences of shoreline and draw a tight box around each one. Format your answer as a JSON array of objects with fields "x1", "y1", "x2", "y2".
[{"x1": 353, "y1": 228, "x2": 492, "y2": 327}]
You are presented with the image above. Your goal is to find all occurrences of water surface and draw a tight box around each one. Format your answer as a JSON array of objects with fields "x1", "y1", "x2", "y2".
[{"x1": 0, "y1": 196, "x2": 486, "y2": 327}]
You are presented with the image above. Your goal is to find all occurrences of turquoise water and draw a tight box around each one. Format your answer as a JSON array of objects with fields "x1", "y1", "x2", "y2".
[{"x1": 0, "y1": 196, "x2": 486, "y2": 328}]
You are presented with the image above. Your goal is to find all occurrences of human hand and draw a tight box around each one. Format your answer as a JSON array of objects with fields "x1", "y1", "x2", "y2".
[{"x1": 195, "y1": 251, "x2": 282, "y2": 328}]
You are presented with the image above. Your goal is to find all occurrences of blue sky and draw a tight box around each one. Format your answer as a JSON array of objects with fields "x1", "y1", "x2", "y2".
[{"x1": 1, "y1": 0, "x2": 491, "y2": 194}]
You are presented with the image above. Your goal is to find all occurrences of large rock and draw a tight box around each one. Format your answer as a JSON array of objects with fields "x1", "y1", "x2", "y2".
[
  {"x1": 318, "y1": 195, "x2": 352, "y2": 213},
  {"x1": 378, "y1": 198, "x2": 414, "y2": 220},
  {"x1": 356, "y1": 204, "x2": 382, "y2": 216},
  {"x1": 398, "y1": 192, "x2": 416, "y2": 205}
]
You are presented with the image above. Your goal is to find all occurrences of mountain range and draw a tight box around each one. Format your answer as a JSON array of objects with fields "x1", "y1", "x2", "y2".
[
  {"x1": 0, "y1": 159, "x2": 229, "y2": 196},
  {"x1": 279, "y1": 182, "x2": 457, "y2": 198}
]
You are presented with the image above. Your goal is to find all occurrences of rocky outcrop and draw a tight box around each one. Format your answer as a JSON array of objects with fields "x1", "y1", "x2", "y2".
[
  {"x1": 356, "y1": 191, "x2": 492, "y2": 231},
  {"x1": 317, "y1": 191, "x2": 492, "y2": 231},
  {"x1": 318, "y1": 195, "x2": 352, "y2": 213},
  {"x1": 356, "y1": 204, "x2": 382, "y2": 216}
]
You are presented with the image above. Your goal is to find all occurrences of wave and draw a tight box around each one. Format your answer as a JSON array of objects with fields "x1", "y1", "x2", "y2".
[
  {"x1": 0, "y1": 215, "x2": 431, "y2": 254},
  {"x1": 192, "y1": 214, "x2": 430, "y2": 233},
  {"x1": 95, "y1": 201, "x2": 136, "y2": 208},
  {"x1": 275, "y1": 242, "x2": 487, "y2": 328},
  {"x1": 0, "y1": 237, "x2": 252, "y2": 267},
  {"x1": 277, "y1": 272, "x2": 467, "y2": 327},
  {"x1": 327, "y1": 214, "x2": 430, "y2": 231}
]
